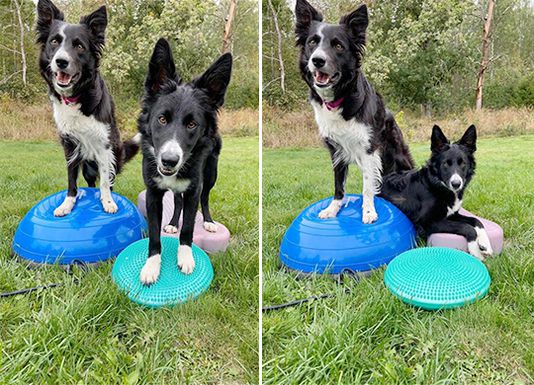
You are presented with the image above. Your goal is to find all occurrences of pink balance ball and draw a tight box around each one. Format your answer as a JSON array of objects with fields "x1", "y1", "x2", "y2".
[
  {"x1": 427, "y1": 209, "x2": 503, "y2": 255},
  {"x1": 137, "y1": 190, "x2": 230, "y2": 254}
]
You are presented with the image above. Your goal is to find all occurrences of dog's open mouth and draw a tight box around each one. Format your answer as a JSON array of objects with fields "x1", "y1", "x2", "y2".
[
  {"x1": 313, "y1": 71, "x2": 340, "y2": 87},
  {"x1": 55, "y1": 71, "x2": 79, "y2": 88},
  {"x1": 158, "y1": 166, "x2": 177, "y2": 177}
]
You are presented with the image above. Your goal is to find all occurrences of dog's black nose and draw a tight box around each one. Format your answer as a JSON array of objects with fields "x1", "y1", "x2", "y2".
[
  {"x1": 451, "y1": 180, "x2": 462, "y2": 189},
  {"x1": 56, "y1": 58, "x2": 69, "y2": 70},
  {"x1": 161, "y1": 153, "x2": 180, "y2": 168},
  {"x1": 312, "y1": 57, "x2": 326, "y2": 68}
]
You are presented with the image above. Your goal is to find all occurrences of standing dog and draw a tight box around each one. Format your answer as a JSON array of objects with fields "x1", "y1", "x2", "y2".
[
  {"x1": 380, "y1": 125, "x2": 493, "y2": 260},
  {"x1": 36, "y1": 0, "x2": 139, "y2": 216},
  {"x1": 138, "y1": 38, "x2": 232, "y2": 284},
  {"x1": 295, "y1": 0, "x2": 413, "y2": 223}
]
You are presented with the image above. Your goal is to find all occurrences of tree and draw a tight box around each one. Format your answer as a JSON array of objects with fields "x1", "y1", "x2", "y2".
[{"x1": 475, "y1": 0, "x2": 495, "y2": 110}]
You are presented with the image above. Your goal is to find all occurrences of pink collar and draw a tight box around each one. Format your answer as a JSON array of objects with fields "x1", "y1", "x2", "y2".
[
  {"x1": 61, "y1": 94, "x2": 80, "y2": 105},
  {"x1": 323, "y1": 97, "x2": 344, "y2": 111}
]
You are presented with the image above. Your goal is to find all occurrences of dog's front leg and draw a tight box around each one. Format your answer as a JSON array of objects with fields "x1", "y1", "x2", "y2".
[
  {"x1": 427, "y1": 218, "x2": 483, "y2": 260},
  {"x1": 361, "y1": 151, "x2": 381, "y2": 224},
  {"x1": 178, "y1": 188, "x2": 199, "y2": 274},
  {"x1": 319, "y1": 142, "x2": 348, "y2": 219},
  {"x1": 140, "y1": 188, "x2": 165, "y2": 285},
  {"x1": 449, "y1": 213, "x2": 493, "y2": 257},
  {"x1": 163, "y1": 193, "x2": 183, "y2": 234},
  {"x1": 98, "y1": 149, "x2": 118, "y2": 214},
  {"x1": 55, "y1": 141, "x2": 79, "y2": 217}
]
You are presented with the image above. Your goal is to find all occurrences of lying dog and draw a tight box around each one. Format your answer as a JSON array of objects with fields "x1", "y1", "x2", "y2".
[
  {"x1": 295, "y1": 0, "x2": 414, "y2": 223},
  {"x1": 36, "y1": 0, "x2": 140, "y2": 216},
  {"x1": 138, "y1": 38, "x2": 232, "y2": 284},
  {"x1": 380, "y1": 125, "x2": 493, "y2": 260}
]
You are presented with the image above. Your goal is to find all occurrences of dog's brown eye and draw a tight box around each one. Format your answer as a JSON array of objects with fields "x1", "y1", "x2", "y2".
[
  {"x1": 76, "y1": 44, "x2": 85, "y2": 52},
  {"x1": 458, "y1": 158, "x2": 463, "y2": 165},
  {"x1": 446, "y1": 160, "x2": 453, "y2": 166},
  {"x1": 335, "y1": 43, "x2": 344, "y2": 51},
  {"x1": 309, "y1": 39, "x2": 317, "y2": 47},
  {"x1": 158, "y1": 116, "x2": 167, "y2": 125},
  {"x1": 50, "y1": 39, "x2": 59, "y2": 46},
  {"x1": 187, "y1": 121, "x2": 198, "y2": 130}
]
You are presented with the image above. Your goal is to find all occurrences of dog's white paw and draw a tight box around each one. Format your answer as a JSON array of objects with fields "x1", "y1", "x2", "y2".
[
  {"x1": 362, "y1": 209, "x2": 378, "y2": 224},
  {"x1": 318, "y1": 199, "x2": 342, "y2": 219},
  {"x1": 203, "y1": 221, "x2": 218, "y2": 232},
  {"x1": 53, "y1": 196, "x2": 76, "y2": 217},
  {"x1": 476, "y1": 227, "x2": 494, "y2": 257},
  {"x1": 140, "y1": 254, "x2": 161, "y2": 285},
  {"x1": 102, "y1": 198, "x2": 118, "y2": 214},
  {"x1": 164, "y1": 224, "x2": 178, "y2": 234},
  {"x1": 178, "y1": 245, "x2": 195, "y2": 275},
  {"x1": 467, "y1": 241, "x2": 485, "y2": 261}
]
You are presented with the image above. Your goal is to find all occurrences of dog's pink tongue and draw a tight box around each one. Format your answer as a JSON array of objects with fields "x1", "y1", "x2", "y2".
[
  {"x1": 315, "y1": 71, "x2": 329, "y2": 83},
  {"x1": 57, "y1": 71, "x2": 72, "y2": 85}
]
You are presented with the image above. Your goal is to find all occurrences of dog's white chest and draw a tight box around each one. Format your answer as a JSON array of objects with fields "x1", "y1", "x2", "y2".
[
  {"x1": 52, "y1": 99, "x2": 110, "y2": 161},
  {"x1": 311, "y1": 101, "x2": 372, "y2": 165},
  {"x1": 154, "y1": 176, "x2": 191, "y2": 193},
  {"x1": 447, "y1": 197, "x2": 463, "y2": 217}
]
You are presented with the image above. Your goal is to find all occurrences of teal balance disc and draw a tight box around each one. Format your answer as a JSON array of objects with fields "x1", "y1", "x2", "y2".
[
  {"x1": 384, "y1": 247, "x2": 491, "y2": 310},
  {"x1": 112, "y1": 237, "x2": 213, "y2": 308}
]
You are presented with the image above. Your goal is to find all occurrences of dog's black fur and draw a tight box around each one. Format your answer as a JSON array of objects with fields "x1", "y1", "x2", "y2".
[
  {"x1": 380, "y1": 125, "x2": 492, "y2": 260},
  {"x1": 36, "y1": 0, "x2": 139, "y2": 215},
  {"x1": 138, "y1": 38, "x2": 232, "y2": 282},
  {"x1": 295, "y1": 0, "x2": 414, "y2": 224}
]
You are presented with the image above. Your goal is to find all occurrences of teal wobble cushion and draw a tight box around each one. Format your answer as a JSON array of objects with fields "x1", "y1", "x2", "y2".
[
  {"x1": 112, "y1": 237, "x2": 213, "y2": 308},
  {"x1": 384, "y1": 247, "x2": 491, "y2": 310}
]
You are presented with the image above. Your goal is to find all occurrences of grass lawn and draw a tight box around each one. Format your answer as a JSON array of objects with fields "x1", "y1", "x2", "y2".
[
  {"x1": 0, "y1": 136, "x2": 258, "y2": 385},
  {"x1": 262, "y1": 135, "x2": 534, "y2": 385}
]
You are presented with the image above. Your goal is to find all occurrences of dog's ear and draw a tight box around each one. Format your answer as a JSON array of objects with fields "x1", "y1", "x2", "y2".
[
  {"x1": 193, "y1": 53, "x2": 233, "y2": 108},
  {"x1": 457, "y1": 124, "x2": 477, "y2": 152},
  {"x1": 340, "y1": 4, "x2": 368, "y2": 45},
  {"x1": 295, "y1": 0, "x2": 323, "y2": 46},
  {"x1": 431, "y1": 125, "x2": 449, "y2": 153},
  {"x1": 80, "y1": 6, "x2": 107, "y2": 49},
  {"x1": 145, "y1": 38, "x2": 178, "y2": 95},
  {"x1": 36, "y1": 0, "x2": 64, "y2": 46}
]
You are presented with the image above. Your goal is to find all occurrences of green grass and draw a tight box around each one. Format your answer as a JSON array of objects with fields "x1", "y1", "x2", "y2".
[
  {"x1": 0, "y1": 137, "x2": 258, "y2": 385},
  {"x1": 262, "y1": 135, "x2": 534, "y2": 385}
]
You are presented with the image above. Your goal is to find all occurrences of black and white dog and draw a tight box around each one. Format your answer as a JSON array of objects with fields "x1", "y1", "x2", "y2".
[
  {"x1": 36, "y1": 0, "x2": 139, "y2": 216},
  {"x1": 295, "y1": 0, "x2": 414, "y2": 223},
  {"x1": 380, "y1": 125, "x2": 493, "y2": 260},
  {"x1": 138, "y1": 38, "x2": 232, "y2": 283}
]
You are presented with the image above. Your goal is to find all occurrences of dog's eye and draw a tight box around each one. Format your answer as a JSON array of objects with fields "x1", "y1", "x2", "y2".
[
  {"x1": 50, "y1": 39, "x2": 59, "y2": 46},
  {"x1": 158, "y1": 116, "x2": 167, "y2": 125},
  {"x1": 334, "y1": 43, "x2": 344, "y2": 52},
  {"x1": 457, "y1": 158, "x2": 463, "y2": 166},
  {"x1": 75, "y1": 44, "x2": 85, "y2": 52},
  {"x1": 187, "y1": 121, "x2": 198, "y2": 130},
  {"x1": 308, "y1": 39, "x2": 317, "y2": 47},
  {"x1": 446, "y1": 160, "x2": 453, "y2": 166}
]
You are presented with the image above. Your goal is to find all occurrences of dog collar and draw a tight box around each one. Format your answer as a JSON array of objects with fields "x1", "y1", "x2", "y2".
[
  {"x1": 61, "y1": 94, "x2": 80, "y2": 105},
  {"x1": 323, "y1": 97, "x2": 344, "y2": 111}
]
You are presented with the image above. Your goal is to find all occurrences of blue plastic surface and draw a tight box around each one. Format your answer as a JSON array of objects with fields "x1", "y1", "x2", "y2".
[
  {"x1": 280, "y1": 195, "x2": 416, "y2": 274},
  {"x1": 12, "y1": 188, "x2": 147, "y2": 265}
]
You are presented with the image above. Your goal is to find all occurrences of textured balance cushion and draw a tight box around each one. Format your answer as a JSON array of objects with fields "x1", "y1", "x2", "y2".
[
  {"x1": 427, "y1": 209, "x2": 504, "y2": 255},
  {"x1": 112, "y1": 237, "x2": 213, "y2": 308},
  {"x1": 384, "y1": 247, "x2": 491, "y2": 310},
  {"x1": 137, "y1": 190, "x2": 230, "y2": 254}
]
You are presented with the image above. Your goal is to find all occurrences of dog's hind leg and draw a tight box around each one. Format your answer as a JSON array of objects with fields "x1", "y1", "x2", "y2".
[
  {"x1": 163, "y1": 193, "x2": 183, "y2": 234},
  {"x1": 82, "y1": 160, "x2": 98, "y2": 188},
  {"x1": 200, "y1": 153, "x2": 219, "y2": 232},
  {"x1": 319, "y1": 140, "x2": 347, "y2": 219},
  {"x1": 54, "y1": 139, "x2": 80, "y2": 217},
  {"x1": 360, "y1": 150, "x2": 382, "y2": 224}
]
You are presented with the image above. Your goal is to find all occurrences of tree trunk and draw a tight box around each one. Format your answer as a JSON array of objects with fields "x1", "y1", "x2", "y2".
[
  {"x1": 475, "y1": 0, "x2": 495, "y2": 110},
  {"x1": 267, "y1": 0, "x2": 285, "y2": 93},
  {"x1": 222, "y1": 0, "x2": 237, "y2": 54},
  {"x1": 13, "y1": 0, "x2": 27, "y2": 86}
]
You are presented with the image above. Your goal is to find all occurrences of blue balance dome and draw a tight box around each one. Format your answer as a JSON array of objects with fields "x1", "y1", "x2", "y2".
[
  {"x1": 280, "y1": 195, "x2": 416, "y2": 274},
  {"x1": 12, "y1": 188, "x2": 147, "y2": 265}
]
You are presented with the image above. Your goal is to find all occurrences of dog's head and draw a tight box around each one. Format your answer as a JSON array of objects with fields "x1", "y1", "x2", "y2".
[
  {"x1": 429, "y1": 125, "x2": 477, "y2": 193},
  {"x1": 140, "y1": 38, "x2": 232, "y2": 177},
  {"x1": 295, "y1": 0, "x2": 368, "y2": 98},
  {"x1": 36, "y1": 0, "x2": 107, "y2": 97}
]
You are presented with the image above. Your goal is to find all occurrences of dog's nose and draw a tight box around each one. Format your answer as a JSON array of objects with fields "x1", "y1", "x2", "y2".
[
  {"x1": 56, "y1": 58, "x2": 69, "y2": 70},
  {"x1": 312, "y1": 57, "x2": 326, "y2": 68},
  {"x1": 451, "y1": 180, "x2": 462, "y2": 190},
  {"x1": 161, "y1": 153, "x2": 180, "y2": 168}
]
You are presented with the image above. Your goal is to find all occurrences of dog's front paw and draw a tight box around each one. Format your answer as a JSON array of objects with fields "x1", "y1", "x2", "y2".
[
  {"x1": 102, "y1": 198, "x2": 118, "y2": 214},
  {"x1": 178, "y1": 245, "x2": 195, "y2": 275},
  {"x1": 203, "y1": 221, "x2": 218, "y2": 232},
  {"x1": 318, "y1": 200, "x2": 342, "y2": 219},
  {"x1": 140, "y1": 254, "x2": 161, "y2": 285},
  {"x1": 467, "y1": 241, "x2": 485, "y2": 261},
  {"x1": 476, "y1": 228, "x2": 494, "y2": 258},
  {"x1": 53, "y1": 196, "x2": 76, "y2": 217},
  {"x1": 362, "y1": 209, "x2": 378, "y2": 224},
  {"x1": 164, "y1": 224, "x2": 178, "y2": 234}
]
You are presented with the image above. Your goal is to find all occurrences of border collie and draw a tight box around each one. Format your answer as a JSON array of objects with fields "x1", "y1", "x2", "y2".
[
  {"x1": 36, "y1": 0, "x2": 140, "y2": 216},
  {"x1": 295, "y1": 0, "x2": 414, "y2": 224},
  {"x1": 138, "y1": 38, "x2": 232, "y2": 284},
  {"x1": 380, "y1": 125, "x2": 493, "y2": 260}
]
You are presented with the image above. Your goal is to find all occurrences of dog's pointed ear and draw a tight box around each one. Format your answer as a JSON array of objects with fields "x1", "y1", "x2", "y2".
[
  {"x1": 193, "y1": 53, "x2": 233, "y2": 108},
  {"x1": 340, "y1": 4, "x2": 368, "y2": 45},
  {"x1": 36, "y1": 0, "x2": 64, "y2": 45},
  {"x1": 145, "y1": 38, "x2": 178, "y2": 95},
  {"x1": 431, "y1": 125, "x2": 449, "y2": 153},
  {"x1": 80, "y1": 6, "x2": 107, "y2": 47},
  {"x1": 295, "y1": 0, "x2": 323, "y2": 46},
  {"x1": 457, "y1": 124, "x2": 477, "y2": 152}
]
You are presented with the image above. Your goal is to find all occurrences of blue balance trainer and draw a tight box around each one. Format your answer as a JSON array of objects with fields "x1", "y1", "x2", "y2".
[
  {"x1": 12, "y1": 188, "x2": 147, "y2": 265},
  {"x1": 280, "y1": 194, "x2": 416, "y2": 274},
  {"x1": 112, "y1": 237, "x2": 214, "y2": 308},
  {"x1": 384, "y1": 247, "x2": 491, "y2": 310}
]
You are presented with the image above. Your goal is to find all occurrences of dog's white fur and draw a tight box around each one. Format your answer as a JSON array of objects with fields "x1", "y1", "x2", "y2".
[
  {"x1": 178, "y1": 245, "x2": 195, "y2": 274},
  {"x1": 311, "y1": 100, "x2": 381, "y2": 223},
  {"x1": 154, "y1": 176, "x2": 191, "y2": 193},
  {"x1": 140, "y1": 253, "x2": 161, "y2": 284}
]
